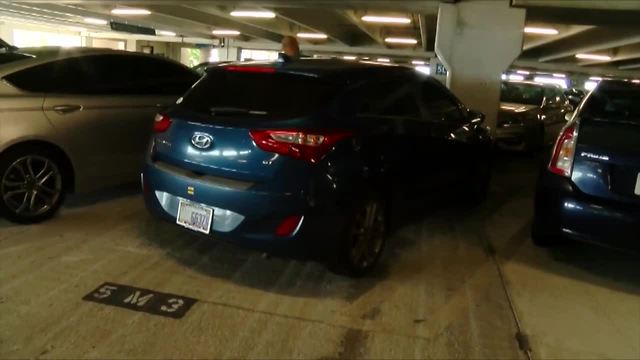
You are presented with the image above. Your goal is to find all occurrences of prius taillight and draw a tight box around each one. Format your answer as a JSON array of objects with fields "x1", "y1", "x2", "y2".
[{"x1": 549, "y1": 125, "x2": 578, "y2": 177}]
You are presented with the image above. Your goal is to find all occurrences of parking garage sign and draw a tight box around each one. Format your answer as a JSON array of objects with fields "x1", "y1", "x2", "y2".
[{"x1": 83, "y1": 282, "x2": 197, "y2": 319}]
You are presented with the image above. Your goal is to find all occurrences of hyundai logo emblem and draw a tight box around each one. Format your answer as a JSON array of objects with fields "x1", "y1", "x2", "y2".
[{"x1": 191, "y1": 133, "x2": 213, "y2": 149}]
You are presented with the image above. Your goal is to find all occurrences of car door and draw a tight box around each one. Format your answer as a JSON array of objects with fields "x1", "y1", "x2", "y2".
[{"x1": 39, "y1": 55, "x2": 195, "y2": 190}]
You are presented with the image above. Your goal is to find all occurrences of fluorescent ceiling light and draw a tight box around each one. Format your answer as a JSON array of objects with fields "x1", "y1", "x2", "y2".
[
  {"x1": 297, "y1": 32, "x2": 327, "y2": 39},
  {"x1": 584, "y1": 81, "x2": 598, "y2": 91},
  {"x1": 508, "y1": 74, "x2": 524, "y2": 81},
  {"x1": 157, "y1": 30, "x2": 176, "y2": 36},
  {"x1": 524, "y1": 27, "x2": 558, "y2": 35},
  {"x1": 553, "y1": 73, "x2": 566, "y2": 78},
  {"x1": 84, "y1": 17, "x2": 108, "y2": 25},
  {"x1": 415, "y1": 66, "x2": 430, "y2": 75},
  {"x1": 501, "y1": 74, "x2": 507, "y2": 80},
  {"x1": 385, "y1": 37, "x2": 417, "y2": 44},
  {"x1": 343, "y1": 55, "x2": 357, "y2": 60},
  {"x1": 111, "y1": 8, "x2": 151, "y2": 15},
  {"x1": 230, "y1": 10, "x2": 276, "y2": 18},
  {"x1": 361, "y1": 15, "x2": 411, "y2": 24},
  {"x1": 516, "y1": 70, "x2": 530, "y2": 75},
  {"x1": 377, "y1": 58, "x2": 390, "y2": 63},
  {"x1": 412, "y1": 60, "x2": 425, "y2": 65},
  {"x1": 362, "y1": 57, "x2": 370, "y2": 60},
  {"x1": 589, "y1": 76, "x2": 602, "y2": 81},
  {"x1": 632, "y1": 79, "x2": 640, "y2": 84},
  {"x1": 534, "y1": 76, "x2": 568, "y2": 88},
  {"x1": 576, "y1": 53, "x2": 611, "y2": 61},
  {"x1": 212, "y1": 29, "x2": 240, "y2": 36}
]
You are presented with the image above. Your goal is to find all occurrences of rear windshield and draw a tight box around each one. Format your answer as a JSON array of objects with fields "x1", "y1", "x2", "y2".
[
  {"x1": 582, "y1": 84, "x2": 640, "y2": 123},
  {"x1": 179, "y1": 69, "x2": 341, "y2": 120},
  {"x1": 500, "y1": 82, "x2": 544, "y2": 106}
]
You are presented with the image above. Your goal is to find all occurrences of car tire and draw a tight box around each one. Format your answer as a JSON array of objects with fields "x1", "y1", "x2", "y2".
[
  {"x1": 0, "y1": 146, "x2": 66, "y2": 224},
  {"x1": 332, "y1": 195, "x2": 387, "y2": 277},
  {"x1": 524, "y1": 125, "x2": 545, "y2": 154}
]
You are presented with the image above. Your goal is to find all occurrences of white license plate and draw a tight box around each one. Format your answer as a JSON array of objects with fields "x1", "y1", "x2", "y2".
[
  {"x1": 635, "y1": 173, "x2": 640, "y2": 196},
  {"x1": 176, "y1": 199, "x2": 213, "y2": 234}
]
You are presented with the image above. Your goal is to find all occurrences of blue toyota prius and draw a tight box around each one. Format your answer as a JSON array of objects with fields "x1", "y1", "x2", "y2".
[
  {"x1": 142, "y1": 59, "x2": 492, "y2": 276},
  {"x1": 533, "y1": 80, "x2": 640, "y2": 250}
]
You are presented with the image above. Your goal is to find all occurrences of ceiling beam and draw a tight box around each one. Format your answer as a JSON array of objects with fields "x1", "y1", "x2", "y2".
[
  {"x1": 524, "y1": 27, "x2": 640, "y2": 62},
  {"x1": 341, "y1": 10, "x2": 385, "y2": 47},
  {"x1": 418, "y1": 14, "x2": 428, "y2": 52},
  {"x1": 146, "y1": 5, "x2": 283, "y2": 42},
  {"x1": 275, "y1": 9, "x2": 351, "y2": 46},
  {"x1": 230, "y1": 39, "x2": 433, "y2": 58},
  {"x1": 513, "y1": 59, "x2": 640, "y2": 77},
  {"x1": 579, "y1": 43, "x2": 640, "y2": 66},
  {"x1": 619, "y1": 63, "x2": 640, "y2": 70},
  {"x1": 523, "y1": 25, "x2": 592, "y2": 51}
]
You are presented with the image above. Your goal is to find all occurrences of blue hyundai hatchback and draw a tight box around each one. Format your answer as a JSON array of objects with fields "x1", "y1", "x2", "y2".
[
  {"x1": 533, "y1": 80, "x2": 640, "y2": 250},
  {"x1": 142, "y1": 59, "x2": 492, "y2": 276}
]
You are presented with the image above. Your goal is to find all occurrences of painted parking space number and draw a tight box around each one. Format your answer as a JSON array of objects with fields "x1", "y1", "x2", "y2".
[{"x1": 83, "y1": 282, "x2": 197, "y2": 319}]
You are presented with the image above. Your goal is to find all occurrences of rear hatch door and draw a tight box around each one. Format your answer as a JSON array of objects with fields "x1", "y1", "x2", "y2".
[
  {"x1": 153, "y1": 66, "x2": 343, "y2": 183},
  {"x1": 571, "y1": 83, "x2": 640, "y2": 205}
]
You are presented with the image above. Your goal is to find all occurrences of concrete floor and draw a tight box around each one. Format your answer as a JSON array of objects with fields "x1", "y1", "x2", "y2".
[{"x1": 1, "y1": 155, "x2": 638, "y2": 359}]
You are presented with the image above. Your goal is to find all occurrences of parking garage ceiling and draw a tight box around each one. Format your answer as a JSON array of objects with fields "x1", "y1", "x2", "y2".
[{"x1": 2, "y1": 0, "x2": 640, "y2": 75}]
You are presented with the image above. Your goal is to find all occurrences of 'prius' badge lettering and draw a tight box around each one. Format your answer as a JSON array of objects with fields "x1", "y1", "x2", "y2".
[{"x1": 191, "y1": 133, "x2": 213, "y2": 149}]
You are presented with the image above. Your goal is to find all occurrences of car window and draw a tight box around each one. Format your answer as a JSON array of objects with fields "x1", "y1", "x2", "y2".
[
  {"x1": 582, "y1": 83, "x2": 640, "y2": 122},
  {"x1": 5, "y1": 57, "x2": 93, "y2": 93},
  {"x1": 378, "y1": 89, "x2": 421, "y2": 120},
  {"x1": 5, "y1": 54, "x2": 197, "y2": 95},
  {"x1": 421, "y1": 80, "x2": 465, "y2": 123},
  {"x1": 501, "y1": 82, "x2": 544, "y2": 106},
  {"x1": 180, "y1": 69, "x2": 341, "y2": 120}
]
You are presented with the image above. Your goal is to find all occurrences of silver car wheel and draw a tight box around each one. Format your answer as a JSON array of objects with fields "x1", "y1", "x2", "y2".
[{"x1": 1, "y1": 155, "x2": 62, "y2": 217}]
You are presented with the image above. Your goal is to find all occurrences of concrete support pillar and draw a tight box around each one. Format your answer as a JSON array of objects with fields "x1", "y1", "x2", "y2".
[
  {"x1": 218, "y1": 45, "x2": 240, "y2": 61},
  {"x1": 435, "y1": 0, "x2": 525, "y2": 132}
]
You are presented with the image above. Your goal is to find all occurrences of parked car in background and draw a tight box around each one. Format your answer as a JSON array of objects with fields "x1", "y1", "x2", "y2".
[
  {"x1": 564, "y1": 88, "x2": 586, "y2": 108},
  {"x1": 0, "y1": 47, "x2": 199, "y2": 223},
  {"x1": 496, "y1": 81, "x2": 573, "y2": 151},
  {"x1": 533, "y1": 80, "x2": 640, "y2": 250},
  {"x1": 142, "y1": 60, "x2": 493, "y2": 276}
]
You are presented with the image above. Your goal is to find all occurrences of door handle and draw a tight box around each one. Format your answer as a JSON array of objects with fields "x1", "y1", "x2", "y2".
[{"x1": 52, "y1": 104, "x2": 83, "y2": 115}]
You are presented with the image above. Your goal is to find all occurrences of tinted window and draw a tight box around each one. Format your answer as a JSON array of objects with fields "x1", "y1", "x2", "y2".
[
  {"x1": 501, "y1": 82, "x2": 544, "y2": 106},
  {"x1": 422, "y1": 81, "x2": 465, "y2": 123},
  {"x1": 378, "y1": 90, "x2": 421, "y2": 119},
  {"x1": 5, "y1": 54, "x2": 197, "y2": 95},
  {"x1": 582, "y1": 83, "x2": 640, "y2": 122},
  {"x1": 180, "y1": 69, "x2": 341, "y2": 120},
  {"x1": 5, "y1": 57, "x2": 91, "y2": 93}
]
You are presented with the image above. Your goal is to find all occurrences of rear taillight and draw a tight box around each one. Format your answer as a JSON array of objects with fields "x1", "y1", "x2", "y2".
[
  {"x1": 249, "y1": 129, "x2": 352, "y2": 163},
  {"x1": 275, "y1": 215, "x2": 304, "y2": 237},
  {"x1": 153, "y1": 114, "x2": 172, "y2": 133},
  {"x1": 549, "y1": 125, "x2": 578, "y2": 177}
]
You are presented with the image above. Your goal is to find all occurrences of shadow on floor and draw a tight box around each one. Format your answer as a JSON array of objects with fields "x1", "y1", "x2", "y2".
[{"x1": 65, "y1": 182, "x2": 141, "y2": 208}]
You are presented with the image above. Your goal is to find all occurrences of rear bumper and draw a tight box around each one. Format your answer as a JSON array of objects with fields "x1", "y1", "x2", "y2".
[
  {"x1": 141, "y1": 160, "x2": 347, "y2": 256},
  {"x1": 535, "y1": 171, "x2": 640, "y2": 249}
]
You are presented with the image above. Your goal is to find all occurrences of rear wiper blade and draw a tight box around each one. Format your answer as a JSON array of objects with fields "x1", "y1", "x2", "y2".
[{"x1": 209, "y1": 107, "x2": 268, "y2": 116}]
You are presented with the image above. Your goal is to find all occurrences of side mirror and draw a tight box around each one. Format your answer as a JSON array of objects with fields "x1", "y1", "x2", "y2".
[
  {"x1": 469, "y1": 109, "x2": 485, "y2": 124},
  {"x1": 565, "y1": 111, "x2": 574, "y2": 122}
]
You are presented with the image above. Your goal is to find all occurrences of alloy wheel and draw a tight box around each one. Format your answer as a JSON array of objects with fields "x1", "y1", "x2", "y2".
[{"x1": 1, "y1": 155, "x2": 62, "y2": 217}]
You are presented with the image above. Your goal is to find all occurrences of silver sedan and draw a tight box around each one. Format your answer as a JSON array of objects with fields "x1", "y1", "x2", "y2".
[{"x1": 0, "y1": 47, "x2": 198, "y2": 223}]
